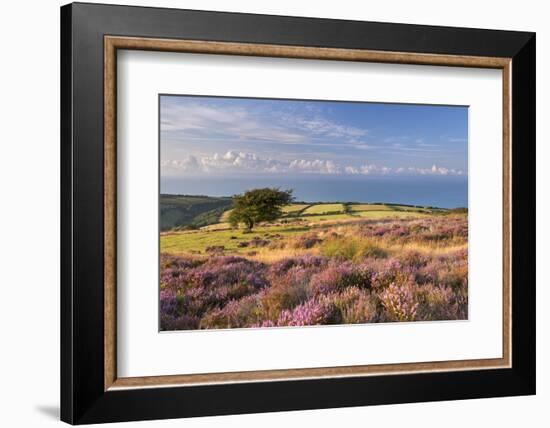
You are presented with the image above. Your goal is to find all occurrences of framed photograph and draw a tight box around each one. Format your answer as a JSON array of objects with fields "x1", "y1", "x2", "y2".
[{"x1": 61, "y1": 2, "x2": 535, "y2": 424}]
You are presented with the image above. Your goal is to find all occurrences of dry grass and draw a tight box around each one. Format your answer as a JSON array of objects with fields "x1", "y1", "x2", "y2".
[
  {"x1": 249, "y1": 247, "x2": 320, "y2": 263},
  {"x1": 302, "y1": 204, "x2": 345, "y2": 215}
]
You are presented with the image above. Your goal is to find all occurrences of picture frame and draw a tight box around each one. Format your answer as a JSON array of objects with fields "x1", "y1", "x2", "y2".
[{"x1": 60, "y1": 2, "x2": 535, "y2": 424}]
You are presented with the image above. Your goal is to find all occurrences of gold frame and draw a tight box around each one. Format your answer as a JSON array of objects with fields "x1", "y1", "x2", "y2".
[{"x1": 104, "y1": 36, "x2": 512, "y2": 391}]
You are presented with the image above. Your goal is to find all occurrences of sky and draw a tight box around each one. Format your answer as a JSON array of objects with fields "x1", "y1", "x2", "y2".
[{"x1": 160, "y1": 95, "x2": 468, "y2": 179}]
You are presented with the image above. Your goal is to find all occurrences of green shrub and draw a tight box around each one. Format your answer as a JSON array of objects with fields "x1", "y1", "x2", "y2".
[{"x1": 320, "y1": 237, "x2": 387, "y2": 262}]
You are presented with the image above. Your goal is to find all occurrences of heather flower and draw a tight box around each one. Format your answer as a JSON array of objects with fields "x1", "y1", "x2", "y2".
[
  {"x1": 291, "y1": 233, "x2": 322, "y2": 249},
  {"x1": 158, "y1": 215, "x2": 468, "y2": 330},
  {"x1": 160, "y1": 253, "x2": 201, "y2": 271},
  {"x1": 357, "y1": 217, "x2": 467, "y2": 246},
  {"x1": 261, "y1": 267, "x2": 311, "y2": 320},
  {"x1": 416, "y1": 284, "x2": 468, "y2": 320},
  {"x1": 160, "y1": 313, "x2": 200, "y2": 330},
  {"x1": 379, "y1": 282, "x2": 419, "y2": 322},
  {"x1": 181, "y1": 256, "x2": 269, "y2": 291},
  {"x1": 269, "y1": 255, "x2": 327, "y2": 277},
  {"x1": 398, "y1": 251, "x2": 429, "y2": 269},
  {"x1": 309, "y1": 262, "x2": 371, "y2": 295},
  {"x1": 256, "y1": 320, "x2": 276, "y2": 328},
  {"x1": 275, "y1": 298, "x2": 339, "y2": 326},
  {"x1": 159, "y1": 289, "x2": 179, "y2": 317},
  {"x1": 370, "y1": 259, "x2": 412, "y2": 289},
  {"x1": 200, "y1": 293, "x2": 266, "y2": 329},
  {"x1": 321, "y1": 288, "x2": 378, "y2": 324}
]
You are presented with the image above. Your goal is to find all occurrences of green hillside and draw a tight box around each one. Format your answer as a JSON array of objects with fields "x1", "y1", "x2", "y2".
[{"x1": 160, "y1": 194, "x2": 233, "y2": 231}]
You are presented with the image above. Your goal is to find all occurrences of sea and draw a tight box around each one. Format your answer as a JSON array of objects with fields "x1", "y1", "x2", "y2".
[{"x1": 161, "y1": 175, "x2": 468, "y2": 209}]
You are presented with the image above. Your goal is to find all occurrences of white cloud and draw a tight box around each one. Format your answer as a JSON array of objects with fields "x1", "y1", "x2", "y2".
[
  {"x1": 344, "y1": 163, "x2": 463, "y2": 176},
  {"x1": 289, "y1": 159, "x2": 340, "y2": 174},
  {"x1": 161, "y1": 156, "x2": 202, "y2": 173},
  {"x1": 351, "y1": 164, "x2": 393, "y2": 175},
  {"x1": 404, "y1": 164, "x2": 464, "y2": 175},
  {"x1": 162, "y1": 151, "x2": 464, "y2": 177},
  {"x1": 162, "y1": 151, "x2": 341, "y2": 176}
]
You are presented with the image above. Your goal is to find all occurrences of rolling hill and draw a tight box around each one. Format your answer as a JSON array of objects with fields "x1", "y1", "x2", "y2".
[
  {"x1": 161, "y1": 194, "x2": 454, "y2": 232},
  {"x1": 160, "y1": 194, "x2": 233, "y2": 231}
]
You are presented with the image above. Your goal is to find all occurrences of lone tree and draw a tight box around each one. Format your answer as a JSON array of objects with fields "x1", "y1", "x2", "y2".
[{"x1": 228, "y1": 188, "x2": 293, "y2": 231}]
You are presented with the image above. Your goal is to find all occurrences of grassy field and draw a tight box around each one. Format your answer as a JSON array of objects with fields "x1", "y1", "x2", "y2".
[
  {"x1": 162, "y1": 224, "x2": 310, "y2": 255},
  {"x1": 349, "y1": 204, "x2": 393, "y2": 212},
  {"x1": 281, "y1": 203, "x2": 310, "y2": 214},
  {"x1": 161, "y1": 199, "x2": 450, "y2": 256},
  {"x1": 302, "y1": 203, "x2": 345, "y2": 215}
]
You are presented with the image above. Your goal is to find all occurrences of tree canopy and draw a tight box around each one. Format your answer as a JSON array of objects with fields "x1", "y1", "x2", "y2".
[{"x1": 228, "y1": 188, "x2": 294, "y2": 231}]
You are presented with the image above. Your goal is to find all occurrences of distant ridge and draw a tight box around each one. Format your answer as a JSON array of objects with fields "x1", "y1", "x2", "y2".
[{"x1": 160, "y1": 194, "x2": 233, "y2": 231}]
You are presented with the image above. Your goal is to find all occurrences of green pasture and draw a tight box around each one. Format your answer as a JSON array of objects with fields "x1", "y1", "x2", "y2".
[
  {"x1": 349, "y1": 204, "x2": 393, "y2": 212},
  {"x1": 160, "y1": 200, "x2": 450, "y2": 255},
  {"x1": 161, "y1": 224, "x2": 310, "y2": 255},
  {"x1": 302, "y1": 204, "x2": 345, "y2": 215},
  {"x1": 281, "y1": 203, "x2": 310, "y2": 214}
]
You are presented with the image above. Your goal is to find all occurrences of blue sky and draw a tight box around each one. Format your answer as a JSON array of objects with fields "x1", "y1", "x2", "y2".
[{"x1": 160, "y1": 95, "x2": 468, "y2": 178}]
